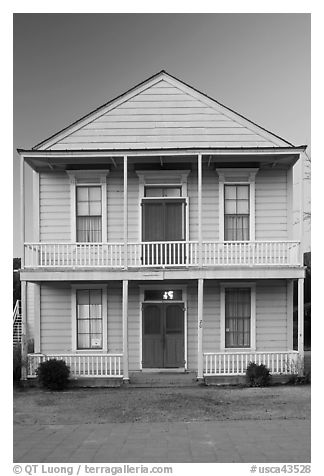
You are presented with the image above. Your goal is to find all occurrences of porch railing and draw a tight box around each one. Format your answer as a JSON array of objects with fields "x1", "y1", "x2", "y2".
[
  {"x1": 27, "y1": 353, "x2": 123, "y2": 378},
  {"x1": 204, "y1": 351, "x2": 299, "y2": 376},
  {"x1": 13, "y1": 300, "x2": 22, "y2": 346},
  {"x1": 24, "y1": 240, "x2": 300, "y2": 268}
]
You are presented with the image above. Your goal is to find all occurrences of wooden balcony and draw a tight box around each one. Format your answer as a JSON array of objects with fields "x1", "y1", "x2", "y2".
[
  {"x1": 24, "y1": 240, "x2": 301, "y2": 269},
  {"x1": 204, "y1": 350, "x2": 299, "y2": 376}
]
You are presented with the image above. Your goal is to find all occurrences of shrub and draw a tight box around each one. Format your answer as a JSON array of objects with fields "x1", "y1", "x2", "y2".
[
  {"x1": 288, "y1": 371, "x2": 311, "y2": 385},
  {"x1": 13, "y1": 343, "x2": 21, "y2": 382},
  {"x1": 37, "y1": 358, "x2": 70, "y2": 390},
  {"x1": 246, "y1": 362, "x2": 271, "y2": 387}
]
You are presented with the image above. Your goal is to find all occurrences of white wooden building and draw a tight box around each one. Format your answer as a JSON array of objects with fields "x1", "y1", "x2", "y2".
[{"x1": 18, "y1": 71, "x2": 306, "y2": 384}]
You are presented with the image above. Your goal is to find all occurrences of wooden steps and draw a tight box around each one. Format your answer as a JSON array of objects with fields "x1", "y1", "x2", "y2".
[{"x1": 128, "y1": 371, "x2": 199, "y2": 388}]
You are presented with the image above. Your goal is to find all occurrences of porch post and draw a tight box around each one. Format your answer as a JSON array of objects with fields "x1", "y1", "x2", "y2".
[
  {"x1": 122, "y1": 280, "x2": 129, "y2": 382},
  {"x1": 20, "y1": 154, "x2": 25, "y2": 268},
  {"x1": 287, "y1": 280, "x2": 294, "y2": 351},
  {"x1": 297, "y1": 278, "x2": 305, "y2": 375},
  {"x1": 123, "y1": 155, "x2": 128, "y2": 269},
  {"x1": 21, "y1": 281, "x2": 27, "y2": 380},
  {"x1": 33, "y1": 283, "x2": 41, "y2": 353},
  {"x1": 198, "y1": 154, "x2": 202, "y2": 266},
  {"x1": 197, "y1": 278, "x2": 204, "y2": 380}
]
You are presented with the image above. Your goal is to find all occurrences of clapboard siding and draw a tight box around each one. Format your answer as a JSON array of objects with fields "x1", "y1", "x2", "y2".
[
  {"x1": 39, "y1": 173, "x2": 71, "y2": 241},
  {"x1": 256, "y1": 281, "x2": 288, "y2": 350},
  {"x1": 202, "y1": 282, "x2": 221, "y2": 354},
  {"x1": 50, "y1": 80, "x2": 276, "y2": 150},
  {"x1": 255, "y1": 169, "x2": 287, "y2": 240},
  {"x1": 40, "y1": 284, "x2": 71, "y2": 353}
]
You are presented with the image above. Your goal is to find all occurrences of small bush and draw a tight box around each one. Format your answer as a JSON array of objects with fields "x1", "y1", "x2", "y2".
[
  {"x1": 288, "y1": 371, "x2": 311, "y2": 385},
  {"x1": 13, "y1": 344, "x2": 21, "y2": 382},
  {"x1": 246, "y1": 362, "x2": 271, "y2": 387},
  {"x1": 37, "y1": 358, "x2": 70, "y2": 391}
]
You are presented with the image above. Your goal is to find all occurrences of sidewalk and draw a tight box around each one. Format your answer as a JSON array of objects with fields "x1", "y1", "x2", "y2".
[{"x1": 13, "y1": 418, "x2": 310, "y2": 463}]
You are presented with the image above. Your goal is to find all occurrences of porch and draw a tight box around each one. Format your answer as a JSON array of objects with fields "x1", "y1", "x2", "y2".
[
  {"x1": 26, "y1": 350, "x2": 299, "y2": 380},
  {"x1": 24, "y1": 240, "x2": 301, "y2": 269}
]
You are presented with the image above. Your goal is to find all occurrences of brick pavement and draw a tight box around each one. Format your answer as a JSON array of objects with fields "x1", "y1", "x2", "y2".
[{"x1": 13, "y1": 419, "x2": 310, "y2": 463}]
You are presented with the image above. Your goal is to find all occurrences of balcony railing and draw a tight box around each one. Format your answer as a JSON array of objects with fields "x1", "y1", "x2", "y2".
[
  {"x1": 204, "y1": 351, "x2": 299, "y2": 376},
  {"x1": 27, "y1": 353, "x2": 123, "y2": 378},
  {"x1": 24, "y1": 240, "x2": 301, "y2": 269}
]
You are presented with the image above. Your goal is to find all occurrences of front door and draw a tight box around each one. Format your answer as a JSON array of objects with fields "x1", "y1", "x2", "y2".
[{"x1": 142, "y1": 302, "x2": 185, "y2": 368}]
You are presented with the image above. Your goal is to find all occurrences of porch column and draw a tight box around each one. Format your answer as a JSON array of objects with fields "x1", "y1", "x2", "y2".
[
  {"x1": 197, "y1": 278, "x2": 204, "y2": 380},
  {"x1": 21, "y1": 281, "x2": 27, "y2": 380},
  {"x1": 123, "y1": 155, "x2": 128, "y2": 269},
  {"x1": 34, "y1": 283, "x2": 41, "y2": 353},
  {"x1": 298, "y1": 278, "x2": 305, "y2": 375},
  {"x1": 198, "y1": 154, "x2": 202, "y2": 266},
  {"x1": 20, "y1": 154, "x2": 25, "y2": 268},
  {"x1": 122, "y1": 280, "x2": 129, "y2": 381}
]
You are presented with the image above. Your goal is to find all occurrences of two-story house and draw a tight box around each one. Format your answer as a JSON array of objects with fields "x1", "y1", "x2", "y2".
[{"x1": 18, "y1": 71, "x2": 306, "y2": 385}]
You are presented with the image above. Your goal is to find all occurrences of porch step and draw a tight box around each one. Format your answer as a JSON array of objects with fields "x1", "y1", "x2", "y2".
[{"x1": 128, "y1": 371, "x2": 199, "y2": 387}]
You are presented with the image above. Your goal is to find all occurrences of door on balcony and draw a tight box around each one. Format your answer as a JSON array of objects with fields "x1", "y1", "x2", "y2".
[
  {"x1": 142, "y1": 302, "x2": 185, "y2": 368},
  {"x1": 142, "y1": 199, "x2": 186, "y2": 265}
]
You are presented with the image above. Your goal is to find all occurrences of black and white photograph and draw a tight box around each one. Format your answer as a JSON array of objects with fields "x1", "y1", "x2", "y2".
[{"x1": 12, "y1": 10, "x2": 311, "y2": 472}]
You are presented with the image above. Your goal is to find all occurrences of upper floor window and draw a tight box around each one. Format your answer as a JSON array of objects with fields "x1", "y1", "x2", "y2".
[
  {"x1": 216, "y1": 168, "x2": 258, "y2": 242},
  {"x1": 224, "y1": 184, "x2": 250, "y2": 241},
  {"x1": 76, "y1": 186, "x2": 102, "y2": 242}
]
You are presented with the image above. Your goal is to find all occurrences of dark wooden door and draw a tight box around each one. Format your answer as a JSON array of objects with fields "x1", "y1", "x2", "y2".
[
  {"x1": 142, "y1": 303, "x2": 184, "y2": 368},
  {"x1": 164, "y1": 303, "x2": 185, "y2": 368},
  {"x1": 142, "y1": 200, "x2": 185, "y2": 265}
]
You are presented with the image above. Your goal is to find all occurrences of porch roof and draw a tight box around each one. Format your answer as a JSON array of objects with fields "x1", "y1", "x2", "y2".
[{"x1": 18, "y1": 145, "x2": 306, "y2": 172}]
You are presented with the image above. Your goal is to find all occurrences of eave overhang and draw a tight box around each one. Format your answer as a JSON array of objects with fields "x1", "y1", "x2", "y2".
[{"x1": 18, "y1": 146, "x2": 307, "y2": 172}]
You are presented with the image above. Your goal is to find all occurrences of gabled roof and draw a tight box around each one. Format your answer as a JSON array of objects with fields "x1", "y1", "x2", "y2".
[{"x1": 33, "y1": 70, "x2": 294, "y2": 151}]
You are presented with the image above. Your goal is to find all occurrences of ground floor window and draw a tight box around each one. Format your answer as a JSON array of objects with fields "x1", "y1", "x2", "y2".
[
  {"x1": 225, "y1": 288, "x2": 251, "y2": 348},
  {"x1": 76, "y1": 289, "x2": 102, "y2": 349}
]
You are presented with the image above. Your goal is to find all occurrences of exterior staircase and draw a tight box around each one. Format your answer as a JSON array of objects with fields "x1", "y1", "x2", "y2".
[
  {"x1": 128, "y1": 371, "x2": 199, "y2": 388},
  {"x1": 13, "y1": 300, "x2": 22, "y2": 346}
]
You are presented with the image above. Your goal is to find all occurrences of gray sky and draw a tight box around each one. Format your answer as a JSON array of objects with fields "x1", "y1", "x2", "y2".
[{"x1": 13, "y1": 13, "x2": 311, "y2": 255}]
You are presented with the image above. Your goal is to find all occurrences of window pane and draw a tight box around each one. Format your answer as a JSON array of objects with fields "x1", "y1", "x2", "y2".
[
  {"x1": 77, "y1": 216, "x2": 102, "y2": 242},
  {"x1": 77, "y1": 187, "x2": 89, "y2": 201},
  {"x1": 90, "y1": 319, "x2": 102, "y2": 334},
  {"x1": 225, "y1": 186, "x2": 236, "y2": 199},
  {"x1": 224, "y1": 200, "x2": 237, "y2": 214},
  {"x1": 89, "y1": 201, "x2": 101, "y2": 216},
  {"x1": 145, "y1": 187, "x2": 163, "y2": 197},
  {"x1": 90, "y1": 289, "x2": 102, "y2": 305},
  {"x1": 77, "y1": 290, "x2": 89, "y2": 305},
  {"x1": 164, "y1": 187, "x2": 181, "y2": 197},
  {"x1": 77, "y1": 202, "x2": 89, "y2": 216},
  {"x1": 89, "y1": 186, "x2": 101, "y2": 201},
  {"x1": 78, "y1": 319, "x2": 90, "y2": 333},
  {"x1": 77, "y1": 334, "x2": 89, "y2": 349},
  {"x1": 237, "y1": 199, "x2": 249, "y2": 214},
  {"x1": 237, "y1": 185, "x2": 249, "y2": 199}
]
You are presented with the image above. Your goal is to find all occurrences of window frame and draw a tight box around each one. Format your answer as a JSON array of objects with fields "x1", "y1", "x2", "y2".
[
  {"x1": 224, "y1": 183, "x2": 250, "y2": 241},
  {"x1": 66, "y1": 170, "x2": 109, "y2": 243},
  {"x1": 216, "y1": 168, "x2": 258, "y2": 242},
  {"x1": 71, "y1": 284, "x2": 108, "y2": 352},
  {"x1": 136, "y1": 170, "x2": 191, "y2": 243},
  {"x1": 220, "y1": 282, "x2": 256, "y2": 352}
]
